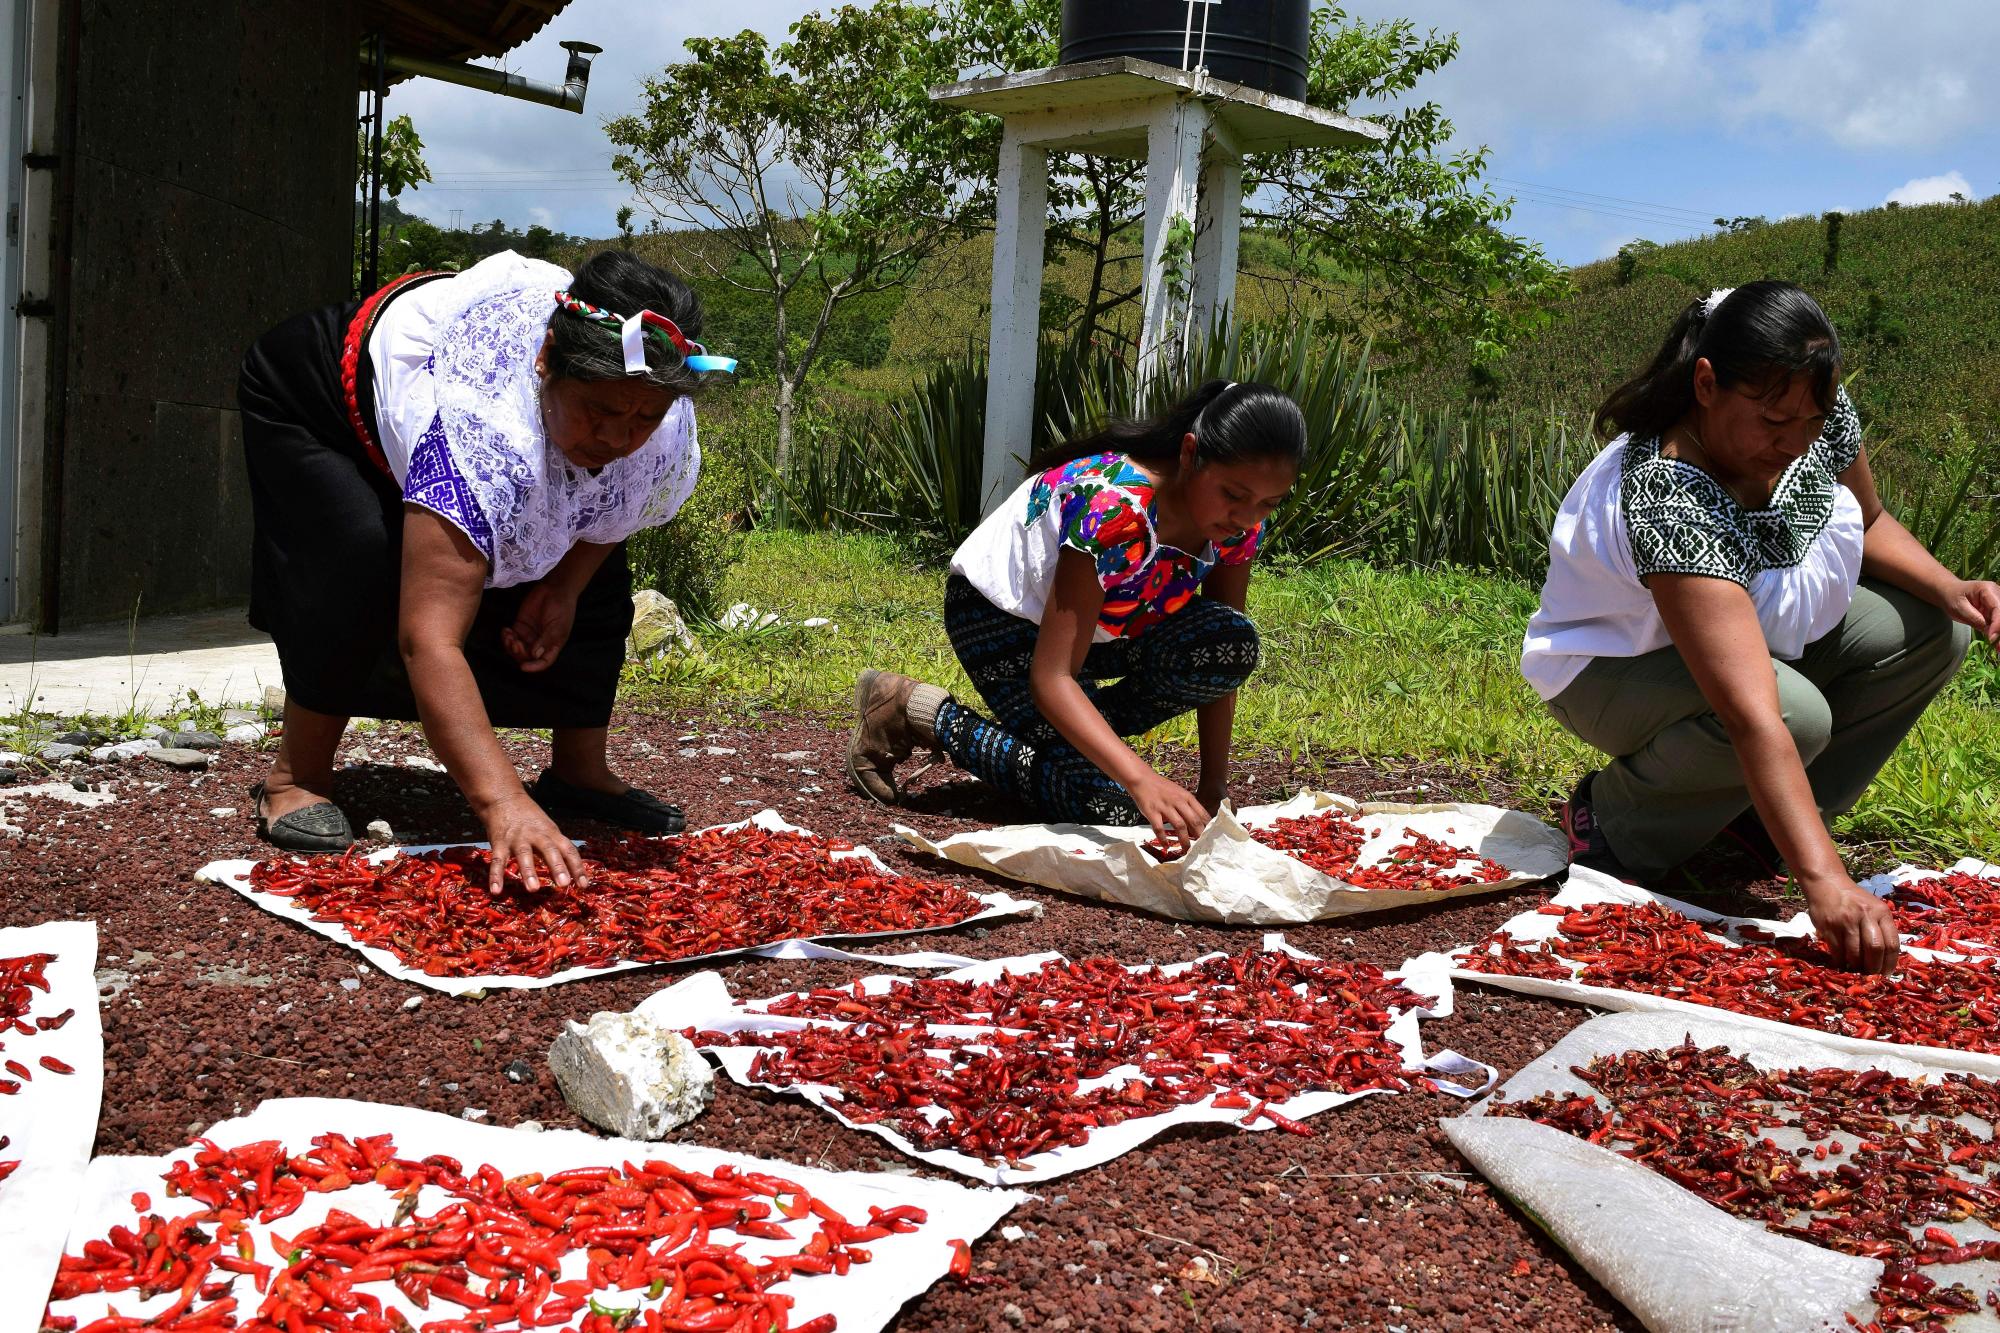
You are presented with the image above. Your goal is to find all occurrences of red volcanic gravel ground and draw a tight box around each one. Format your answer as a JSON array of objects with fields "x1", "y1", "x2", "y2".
[{"x1": 0, "y1": 705, "x2": 1821, "y2": 1330}]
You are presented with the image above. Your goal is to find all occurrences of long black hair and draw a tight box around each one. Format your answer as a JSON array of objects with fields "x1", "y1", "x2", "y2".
[
  {"x1": 1030, "y1": 379, "x2": 1307, "y2": 476},
  {"x1": 1593, "y1": 280, "x2": 1841, "y2": 442},
  {"x1": 546, "y1": 248, "x2": 706, "y2": 394}
]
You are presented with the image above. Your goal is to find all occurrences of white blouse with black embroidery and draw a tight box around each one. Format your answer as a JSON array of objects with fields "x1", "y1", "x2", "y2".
[{"x1": 1520, "y1": 387, "x2": 1866, "y2": 701}]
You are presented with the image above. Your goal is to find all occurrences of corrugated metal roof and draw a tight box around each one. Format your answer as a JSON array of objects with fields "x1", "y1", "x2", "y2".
[{"x1": 359, "y1": 0, "x2": 575, "y2": 67}]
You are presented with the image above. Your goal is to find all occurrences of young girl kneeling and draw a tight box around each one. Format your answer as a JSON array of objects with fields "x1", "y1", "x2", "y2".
[{"x1": 847, "y1": 380, "x2": 1304, "y2": 848}]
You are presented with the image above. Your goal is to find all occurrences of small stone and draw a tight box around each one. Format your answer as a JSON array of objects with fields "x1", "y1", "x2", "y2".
[
  {"x1": 703, "y1": 746, "x2": 737, "y2": 757},
  {"x1": 37, "y1": 743, "x2": 84, "y2": 762},
  {"x1": 442, "y1": 1082, "x2": 460, "y2": 1092},
  {"x1": 210, "y1": 807, "x2": 236, "y2": 817},
  {"x1": 0, "y1": 751, "x2": 22, "y2": 765},
  {"x1": 403, "y1": 755, "x2": 446, "y2": 772},
  {"x1": 224, "y1": 723, "x2": 266, "y2": 744},
  {"x1": 222, "y1": 706, "x2": 259, "y2": 725},
  {"x1": 175, "y1": 730, "x2": 225, "y2": 751},
  {"x1": 140, "y1": 723, "x2": 169, "y2": 740},
  {"x1": 339, "y1": 978, "x2": 360, "y2": 991},
  {"x1": 143, "y1": 748, "x2": 211, "y2": 771},
  {"x1": 56, "y1": 729, "x2": 96, "y2": 747},
  {"x1": 262, "y1": 685, "x2": 287, "y2": 715},
  {"x1": 366, "y1": 819, "x2": 395, "y2": 842},
  {"x1": 774, "y1": 750, "x2": 813, "y2": 763},
  {"x1": 717, "y1": 775, "x2": 733, "y2": 785},
  {"x1": 504, "y1": 1059, "x2": 534, "y2": 1084},
  {"x1": 402, "y1": 996, "x2": 423, "y2": 1011},
  {"x1": 549, "y1": 1008, "x2": 714, "y2": 1139},
  {"x1": 460, "y1": 1107, "x2": 488, "y2": 1122},
  {"x1": 93, "y1": 739, "x2": 161, "y2": 763},
  {"x1": 1001, "y1": 1224, "x2": 1027, "y2": 1241},
  {"x1": 626, "y1": 589, "x2": 698, "y2": 659},
  {"x1": 0, "y1": 769, "x2": 15, "y2": 785},
  {"x1": 1002, "y1": 1305, "x2": 1026, "y2": 1328}
]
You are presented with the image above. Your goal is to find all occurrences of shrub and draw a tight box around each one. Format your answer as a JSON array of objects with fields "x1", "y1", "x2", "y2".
[{"x1": 625, "y1": 398, "x2": 755, "y2": 623}]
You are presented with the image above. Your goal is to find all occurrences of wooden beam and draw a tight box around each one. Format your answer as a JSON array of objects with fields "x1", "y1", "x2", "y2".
[{"x1": 376, "y1": 0, "x2": 500, "y2": 59}]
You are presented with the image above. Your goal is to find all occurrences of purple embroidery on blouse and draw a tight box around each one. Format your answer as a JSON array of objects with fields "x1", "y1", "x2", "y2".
[{"x1": 403, "y1": 413, "x2": 495, "y2": 561}]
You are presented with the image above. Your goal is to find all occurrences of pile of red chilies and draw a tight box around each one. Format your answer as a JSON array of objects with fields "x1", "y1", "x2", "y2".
[
  {"x1": 247, "y1": 829, "x2": 985, "y2": 978},
  {"x1": 48, "y1": 1130, "x2": 929, "y2": 1333},
  {"x1": 1249, "y1": 811, "x2": 1512, "y2": 890},
  {"x1": 2, "y1": 949, "x2": 77, "y2": 1093},
  {"x1": 1490, "y1": 1039, "x2": 2000, "y2": 1333},
  {"x1": 1885, "y1": 872, "x2": 2000, "y2": 954},
  {"x1": 1461, "y1": 902, "x2": 2000, "y2": 1051},
  {"x1": 695, "y1": 950, "x2": 1424, "y2": 1165}
]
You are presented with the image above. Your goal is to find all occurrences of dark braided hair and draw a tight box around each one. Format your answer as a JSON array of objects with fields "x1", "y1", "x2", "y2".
[
  {"x1": 545, "y1": 249, "x2": 705, "y2": 394},
  {"x1": 1031, "y1": 380, "x2": 1307, "y2": 475},
  {"x1": 1594, "y1": 280, "x2": 1841, "y2": 442}
]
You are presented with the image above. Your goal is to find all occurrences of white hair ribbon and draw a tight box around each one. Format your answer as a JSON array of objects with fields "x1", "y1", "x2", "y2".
[
  {"x1": 620, "y1": 310, "x2": 650, "y2": 375},
  {"x1": 1702, "y1": 287, "x2": 1736, "y2": 317}
]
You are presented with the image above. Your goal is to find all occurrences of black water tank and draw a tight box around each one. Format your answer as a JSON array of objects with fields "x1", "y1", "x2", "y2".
[{"x1": 1059, "y1": 0, "x2": 1312, "y2": 101}]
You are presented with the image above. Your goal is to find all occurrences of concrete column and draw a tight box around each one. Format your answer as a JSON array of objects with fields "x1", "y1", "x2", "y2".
[
  {"x1": 980, "y1": 126, "x2": 1049, "y2": 512},
  {"x1": 1137, "y1": 96, "x2": 1209, "y2": 390},
  {"x1": 1188, "y1": 150, "x2": 1243, "y2": 343}
]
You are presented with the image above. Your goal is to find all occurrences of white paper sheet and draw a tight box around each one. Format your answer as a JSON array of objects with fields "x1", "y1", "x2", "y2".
[
  {"x1": 195, "y1": 810, "x2": 1040, "y2": 994},
  {"x1": 0, "y1": 920, "x2": 102, "y2": 1333},
  {"x1": 46, "y1": 1096, "x2": 1022, "y2": 1333},
  {"x1": 644, "y1": 935, "x2": 1495, "y2": 1186},
  {"x1": 898, "y1": 792, "x2": 1568, "y2": 924},
  {"x1": 1445, "y1": 1011, "x2": 2000, "y2": 1332},
  {"x1": 1424, "y1": 865, "x2": 2000, "y2": 1074}
]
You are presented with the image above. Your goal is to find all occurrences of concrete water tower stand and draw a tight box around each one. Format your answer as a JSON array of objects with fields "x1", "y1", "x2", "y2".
[{"x1": 931, "y1": 55, "x2": 1384, "y2": 507}]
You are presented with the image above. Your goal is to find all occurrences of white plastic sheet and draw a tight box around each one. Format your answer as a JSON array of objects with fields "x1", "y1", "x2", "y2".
[
  {"x1": 643, "y1": 935, "x2": 1495, "y2": 1186},
  {"x1": 46, "y1": 1097, "x2": 1023, "y2": 1333},
  {"x1": 195, "y1": 810, "x2": 1041, "y2": 995},
  {"x1": 1445, "y1": 1010, "x2": 2000, "y2": 1332},
  {"x1": 897, "y1": 791, "x2": 1568, "y2": 924},
  {"x1": 0, "y1": 920, "x2": 102, "y2": 1333},
  {"x1": 1424, "y1": 865, "x2": 2000, "y2": 1074}
]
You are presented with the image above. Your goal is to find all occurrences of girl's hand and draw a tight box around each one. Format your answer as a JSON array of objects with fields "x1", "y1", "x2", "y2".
[
  {"x1": 1943, "y1": 578, "x2": 2000, "y2": 645},
  {"x1": 1801, "y1": 872, "x2": 1900, "y2": 975},
  {"x1": 481, "y1": 792, "x2": 588, "y2": 894},
  {"x1": 1130, "y1": 772, "x2": 1213, "y2": 851}
]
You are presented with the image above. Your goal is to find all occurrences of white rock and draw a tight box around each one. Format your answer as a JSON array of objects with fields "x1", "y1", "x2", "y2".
[
  {"x1": 403, "y1": 756, "x2": 446, "y2": 772},
  {"x1": 262, "y1": 685, "x2": 287, "y2": 715},
  {"x1": 402, "y1": 996, "x2": 423, "y2": 1011},
  {"x1": 774, "y1": 751, "x2": 813, "y2": 763},
  {"x1": 210, "y1": 807, "x2": 237, "y2": 817},
  {"x1": 548, "y1": 1009, "x2": 714, "y2": 1140},
  {"x1": 366, "y1": 819, "x2": 395, "y2": 841},
  {"x1": 140, "y1": 723, "x2": 169, "y2": 740},
  {"x1": 717, "y1": 775, "x2": 733, "y2": 785},
  {"x1": 221, "y1": 707, "x2": 260, "y2": 725},
  {"x1": 703, "y1": 746, "x2": 737, "y2": 757},
  {"x1": 1002, "y1": 1224, "x2": 1027, "y2": 1242},
  {"x1": 460, "y1": 1107, "x2": 488, "y2": 1122},
  {"x1": 0, "y1": 751, "x2": 25, "y2": 765},
  {"x1": 92, "y1": 739, "x2": 160, "y2": 763},
  {"x1": 223, "y1": 723, "x2": 267, "y2": 744},
  {"x1": 339, "y1": 978, "x2": 360, "y2": 991},
  {"x1": 800, "y1": 618, "x2": 838, "y2": 632}
]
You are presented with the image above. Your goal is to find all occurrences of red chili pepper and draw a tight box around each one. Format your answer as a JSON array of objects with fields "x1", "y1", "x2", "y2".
[
  {"x1": 39, "y1": 1054, "x2": 74, "y2": 1075},
  {"x1": 246, "y1": 828, "x2": 987, "y2": 978},
  {"x1": 1168, "y1": 810, "x2": 1513, "y2": 890}
]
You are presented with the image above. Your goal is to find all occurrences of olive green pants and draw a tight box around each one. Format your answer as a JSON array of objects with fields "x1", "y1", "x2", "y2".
[{"x1": 1546, "y1": 579, "x2": 1971, "y2": 879}]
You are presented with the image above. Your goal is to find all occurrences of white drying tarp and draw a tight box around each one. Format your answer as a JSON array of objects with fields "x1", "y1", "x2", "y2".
[
  {"x1": 1861, "y1": 857, "x2": 2000, "y2": 951},
  {"x1": 0, "y1": 920, "x2": 103, "y2": 1333},
  {"x1": 47, "y1": 1096, "x2": 1022, "y2": 1333},
  {"x1": 195, "y1": 809, "x2": 1041, "y2": 995},
  {"x1": 1444, "y1": 1010, "x2": 2000, "y2": 1332},
  {"x1": 645, "y1": 934, "x2": 1495, "y2": 1186},
  {"x1": 1424, "y1": 864, "x2": 2000, "y2": 1075},
  {"x1": 897, "y1": 791, "x2": 1568, "y2": 925}
]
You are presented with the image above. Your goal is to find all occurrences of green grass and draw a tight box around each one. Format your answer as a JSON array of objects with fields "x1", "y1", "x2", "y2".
[{"x1": 627, "y1": 531, "x2": 2000, "y2": 862}]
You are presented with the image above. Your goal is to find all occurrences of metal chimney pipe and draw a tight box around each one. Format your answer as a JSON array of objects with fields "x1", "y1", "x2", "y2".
[{"x1": 379, "y1": 39, "x2": 603, "y2": 113}]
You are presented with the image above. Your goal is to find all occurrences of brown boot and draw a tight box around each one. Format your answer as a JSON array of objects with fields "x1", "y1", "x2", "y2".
[{"x1": 847, "y1": 669, "x2": 946, "y2": 804}]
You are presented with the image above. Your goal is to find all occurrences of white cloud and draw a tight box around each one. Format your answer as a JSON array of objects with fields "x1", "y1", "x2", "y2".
[{"x1": 1884, "y1": 170, "x2": 1975, "y2": 206}]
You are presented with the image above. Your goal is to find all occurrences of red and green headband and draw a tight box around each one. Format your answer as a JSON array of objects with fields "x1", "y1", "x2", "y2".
[{"x1": 553, "y1": 290, "x2": 737, "y2": 375}]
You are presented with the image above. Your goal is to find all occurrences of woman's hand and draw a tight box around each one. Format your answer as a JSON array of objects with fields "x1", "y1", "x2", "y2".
[
  {"x1": 1801, "y1": 872, "x2": 1900, "y2": 975},
  {"x1": 481, "y1": 791, "x2": 588, "y2": 895},
  {"x1": 1942, "y1": 578, "x2": 2000, "y2": 646},
  {"x1": 1130, "y1": 772, "x2": 1213, "y2": 852},
  {"x1": 504, "y1": 581, "x2": 579, "y2": 673}
]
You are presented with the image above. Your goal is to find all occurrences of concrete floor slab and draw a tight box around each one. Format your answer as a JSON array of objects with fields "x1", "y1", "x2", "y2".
[{"x1": 0, "y1": 608, "x2": 279, "y2": 716}]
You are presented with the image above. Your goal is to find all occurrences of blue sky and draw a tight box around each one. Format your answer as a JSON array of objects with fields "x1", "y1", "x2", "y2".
[{"x1": 390, "y1": 0, "x2": 2000, "y2": 268}]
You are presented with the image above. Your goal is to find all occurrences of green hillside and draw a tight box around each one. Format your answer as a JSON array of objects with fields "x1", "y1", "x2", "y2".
[{"x1": 1396, "y1": 197, "x2": 2000, "y2": 461}]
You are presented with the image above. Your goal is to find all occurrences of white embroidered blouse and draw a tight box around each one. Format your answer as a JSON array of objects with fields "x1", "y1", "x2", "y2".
[{"x1": 367, "y1": 251, "x2": 702, "y2": 589}]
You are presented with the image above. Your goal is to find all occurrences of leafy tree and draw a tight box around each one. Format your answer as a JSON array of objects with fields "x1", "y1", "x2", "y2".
[
  {"x1": 522, "y1": 224, "x2": 557, "y2": 260},
  {"x1": 616, "y1": 205, "x2": 636, "y2": 249},
  {"x1": 941, "y1": 2, "x2": 1567, "y2": 365},
  {"x1": 357, "y1": 113, "x2": 432, "y2": 201},
  {"x1": 606, "y1": 4, "x2": 989, "y2": 476}
]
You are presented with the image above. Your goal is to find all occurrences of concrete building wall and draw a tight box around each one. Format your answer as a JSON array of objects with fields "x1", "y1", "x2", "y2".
[{"x1": 53, "y1": 2, "x2": 357, "y2": 626}]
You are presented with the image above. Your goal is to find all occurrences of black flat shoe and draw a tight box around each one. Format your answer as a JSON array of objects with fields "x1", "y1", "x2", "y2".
[
  {"x1": 250, "y1": 781, "x2": 356, "y2": 852},
  {"x1": 528, "y1": 768, "x2": 686, "y2": 835}
]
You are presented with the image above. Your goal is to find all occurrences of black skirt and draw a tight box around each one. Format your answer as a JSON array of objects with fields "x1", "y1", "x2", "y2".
[{"x1": 238, "y1": 297, "x2": 633, "y2": 728}]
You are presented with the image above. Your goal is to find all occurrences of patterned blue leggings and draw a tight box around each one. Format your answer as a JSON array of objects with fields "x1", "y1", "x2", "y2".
[{"x1": 936, "y1": 574, "x2": 1261, "y2": 824}]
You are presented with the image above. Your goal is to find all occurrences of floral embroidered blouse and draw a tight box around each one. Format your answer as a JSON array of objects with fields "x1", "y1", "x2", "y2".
[{"x1": 951, "y1": 452, "x2": 1262, "y2": 641}]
